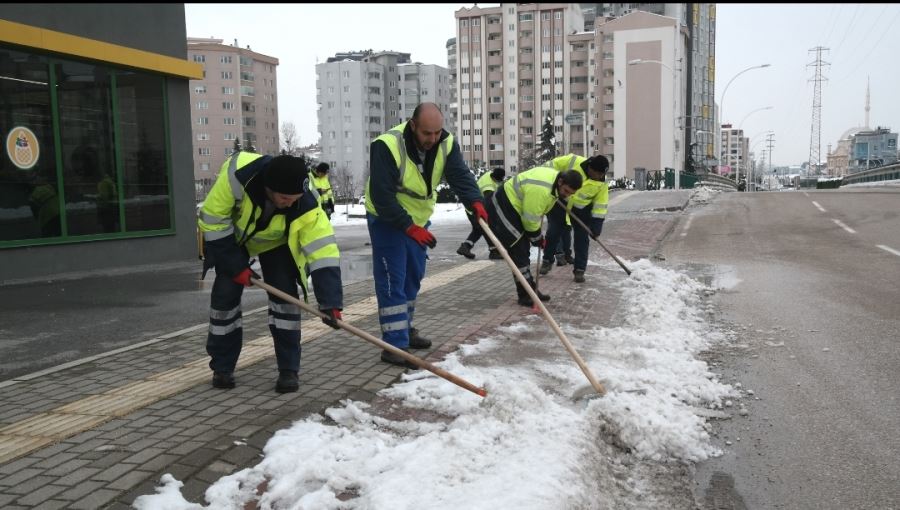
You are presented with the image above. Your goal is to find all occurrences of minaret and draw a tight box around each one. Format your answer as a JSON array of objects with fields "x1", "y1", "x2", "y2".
[{"x1": 865, "y1": 76, "x2": 870, "y2": 129}]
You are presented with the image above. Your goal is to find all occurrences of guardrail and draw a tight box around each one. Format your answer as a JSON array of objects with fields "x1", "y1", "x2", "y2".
[
  {"x1": 695, "y1": 172, "x2": 739, "y2": 190},
  {"x1": 841, "y1": 162, "x2": 900, "y2": 186}
]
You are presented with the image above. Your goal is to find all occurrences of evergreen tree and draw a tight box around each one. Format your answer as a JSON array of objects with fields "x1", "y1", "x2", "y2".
[{"x1": 537, "y1": 113, "x2": 557, "y2": 163}]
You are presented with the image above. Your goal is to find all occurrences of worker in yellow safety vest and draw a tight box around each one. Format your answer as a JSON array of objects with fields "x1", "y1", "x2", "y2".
[
  {"x1": 198, "y1": 152, "x2": 343, "y2": 393},
  {"x1": 538, "y1": 153, "x2": 609, "y2": 283},
  {"x1": 485, "y1": 165, "x2": 582, "y2": 306}
]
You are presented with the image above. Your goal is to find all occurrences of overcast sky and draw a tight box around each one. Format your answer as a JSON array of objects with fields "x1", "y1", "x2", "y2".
[{"x1": 185, "y1": 3, "x2": 900, "y2": 167}]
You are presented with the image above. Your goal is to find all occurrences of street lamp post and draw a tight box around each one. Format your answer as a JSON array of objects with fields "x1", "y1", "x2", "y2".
[
  {"x1": 628, "y1": 58, "x2": 680, "y2": 190},
  {"x1": 735, "y1": 106, "x2": 773, "y2": 187},
  {"x1": 719, "y1": 64, "x2": 772, "y2": 124}
]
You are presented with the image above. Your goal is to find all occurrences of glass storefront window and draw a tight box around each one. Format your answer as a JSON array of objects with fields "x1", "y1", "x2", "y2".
[
  {"x1": 0, "y1": 49, "x2": 60, "y2": 241},
  {"x1": 56, "y1": 61, "x2": 119, "y2": 235},
  {"x1": 117, "y1": 71, "x2": 170, "y2": 231},
  {"x1": 0, "y1": 44, "x2": 171, "y2": 247}
]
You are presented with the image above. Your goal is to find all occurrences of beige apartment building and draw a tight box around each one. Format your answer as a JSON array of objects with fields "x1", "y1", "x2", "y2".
[
  {"x1": 186, "y1": 38, "x2": 280, "y2": 199},
  {"x1": 454, "y1": 3, "x2": 716, "y2": 180}
]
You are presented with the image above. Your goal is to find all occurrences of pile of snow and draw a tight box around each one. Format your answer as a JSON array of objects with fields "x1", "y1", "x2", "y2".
[
  {"x1": 689, "y1": 186, "x2": 720, "y2": 205},
  {"x1": 135, "y1": 259, "x2": 734, "y2": 509},
  {"x1": 330, "y1": 203, "x2": 471, "y2": 228}
]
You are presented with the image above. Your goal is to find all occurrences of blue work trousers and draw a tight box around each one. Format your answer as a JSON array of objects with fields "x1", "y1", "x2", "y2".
[
  {"x1": 367, "y1": 215, "x2": 427, "y2": 349},
  {"x1": 206, "y1": 244, "x2": 302, "y2": 373}
]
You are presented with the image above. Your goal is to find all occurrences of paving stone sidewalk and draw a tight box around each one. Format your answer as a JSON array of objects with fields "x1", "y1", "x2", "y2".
[{"x1": 0, "y1": 190, "x2": 692, "y2": 509}]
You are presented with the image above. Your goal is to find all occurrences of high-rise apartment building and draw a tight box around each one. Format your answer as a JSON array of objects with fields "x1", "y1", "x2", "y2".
[
  {"x1": 316, "y1": 50, "x2": 450, "y2": 197},
  {"x1": 455, "y1": 4, "x2": 585, "y2": 173},
  {"x1": 454, "y1": 3, "x2": 715, "y2": 180},
  {"x1": 186, "y1": 38, "x2": 280, "y2": 197},
  {"x1": 446, "y1": 38, "x2": 459, "y2": 137}
]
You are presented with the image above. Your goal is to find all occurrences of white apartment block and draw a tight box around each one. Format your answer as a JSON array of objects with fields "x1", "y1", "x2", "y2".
[
  {"x1": 316, "y1": 51, "x2": 450, "y2": 195},
  {"x1": 454, "y1": 3, "x2": 716, "y2": 180},
  {"x1": 398, "y1": 63, "x2": 451, "y2": 124},
  {"x1": 187, "y1": 38, "x2": 280, "y2": 194},
  {"x1": 719, "y1": 125, "x2": 748, "y2": 178}
]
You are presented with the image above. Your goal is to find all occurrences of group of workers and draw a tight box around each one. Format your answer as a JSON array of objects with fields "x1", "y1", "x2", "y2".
[{"x1": 197, "y1": 102, "x2": 610, "y2": 391}]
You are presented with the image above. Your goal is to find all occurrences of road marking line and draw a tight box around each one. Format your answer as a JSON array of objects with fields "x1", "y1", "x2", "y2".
[
  {"x1": 680, "y1": 214, "x2": 693, "y2": 237},
  {"x1": 831, "y1": 219, "x2": 856, "y2": 234},
  {"x1": 876, "y1": 244, "x2": 900, "y2": 257},
  {"x1": 0, "y1": 260, "x2": 494, "y2": 464},
  {"x1": 812, "y1": 201, "x2": 826, "y2": 213}
]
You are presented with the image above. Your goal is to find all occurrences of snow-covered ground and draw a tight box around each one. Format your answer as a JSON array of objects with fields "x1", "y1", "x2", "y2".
[
  {"x1": 135, "y1": 250, "x2": 736, "y2": 509},
  {"x1": 328, "y1": 202, "x2": 471, "y2": 228}
]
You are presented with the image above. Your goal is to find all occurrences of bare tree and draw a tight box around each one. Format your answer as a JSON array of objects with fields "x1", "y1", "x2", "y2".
[
  {"x1": 330, "y1": 165, "x2": 360, "y2": 203},
  {"x1": 281, "y1": 122, "x2": 299, "y2": 155}
]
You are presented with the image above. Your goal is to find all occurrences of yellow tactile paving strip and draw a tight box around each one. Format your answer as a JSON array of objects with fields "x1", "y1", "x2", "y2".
[{"x1": 0, "y1": 261, "x2": 493, "y2": 464}]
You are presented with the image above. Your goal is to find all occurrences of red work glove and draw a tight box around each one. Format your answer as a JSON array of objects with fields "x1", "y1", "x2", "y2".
[
  {"x1": 232, "y1": 267, "x2": 260, "y2": 287},
  {"x1": 321, "y1": 309, "x2": 342, "y2": 329},
  {"x1": 471, "y1": 201, "x2": 489, "y2": 222},
  {"x1": 529, "y1": 235, "x2": 546, "y2": 249},
  {"x1": 405, "y1": 224, "x2": 436, "y2": 248}
]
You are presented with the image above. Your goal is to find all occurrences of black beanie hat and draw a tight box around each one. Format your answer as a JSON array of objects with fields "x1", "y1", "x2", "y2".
[
  {"x1": 264, "y1": 155, "x2": 307, "y2": 194},
  {"x1": 316, "y1": 162, "x2": 330, "y2": 173},
  {"x1": 491, "y1": 167, "x2": 506, "y2": 180}
]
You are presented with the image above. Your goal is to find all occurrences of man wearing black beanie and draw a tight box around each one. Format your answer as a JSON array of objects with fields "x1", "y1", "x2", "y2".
[{"x1": 198, "y1": 152, "x2": 344, "y2": 393}]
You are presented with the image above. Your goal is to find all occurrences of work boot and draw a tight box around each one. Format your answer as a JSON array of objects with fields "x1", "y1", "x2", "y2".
[
  {"x1": 409, "y1": 327, "x2": 432, "y2": 349},
  {"x1": 381, "y1": 348, "x2": 417, "y2": 368},
  {"x1": 456, "y1": 242, "x2": 475, "y2": 259},
  {"x1": 564, "y1": 253, "x2": 575, "y2": 265},
  {"x1": 212, "y1": 371, "x2": 235, "y2": 389},
  {"x1": 538, "y1": 259, "x2": 553, "y2": 275},
  {"x1": 573, "y1": 269, "x2": 586, "y2": 283},
  {"x1": 488, "y1": 249, "x2": 503, "y2": 260},
  {"x1": 275, "y1": 370, "x2": 299, "y2": 393},
  {"x1": 555, "y1": 253, "x2": 568, "y2": 266}
]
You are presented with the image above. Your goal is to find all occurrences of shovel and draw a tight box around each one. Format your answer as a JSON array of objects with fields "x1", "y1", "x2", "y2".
[
  {"x1": 249, "y1": 277, "x2": 487, "y2": 398},
  {"x1": 478, "y1": 218, "x2": 606, "y2": 397},
  {"x1": 555, "y1": 200, "x2": 631, "y2": 276}
]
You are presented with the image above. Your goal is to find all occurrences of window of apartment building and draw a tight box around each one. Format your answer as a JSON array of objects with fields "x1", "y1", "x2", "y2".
[
  {"x1": 461, "y1": 35, "x2": 468, "y2": 43},
  {"x1": 554, "y1": 108, "x2": 563, "y2": 116},
  {"x1": 200, "y1": 163, "x2": 210, "y2": 172},
  {"x1": 472, "y1": 34, "x2": 480, "y2": 43},
  {"x1": 224, "y1": 133, "x2": 236, "y2": 140},
  {"x1": 461, "y1": 19, "x2": 468, "y2": 28},
  {"x1": 221, "y1": 71, "x2": 233, "y2": 79},
  {"x1": 224, "y1": 117, "x2": 236, "y2": 125},
  {"x1": 604, "y1": 103, "x2": 614, "y2": 111},
  {"x1": 509, "y1": 103, "x2": 516, "y2": 111},
  {"x1": 555, "y1": 61, "x2": 563, "y2": 68},
  {"x1": 472, "y1": 18, "x2": 480, "y2": 26},
  {"x1": 555, "y1": 12, "x2": 561, "y2": 19},
  {"x1": 509, "y1": 24, "x2": 515, "y2": 32},
  {"x1": 555, "y1": 77, "x2": 563, "y2": 84},
  {"x1": 509, "y1": 118, "x2": 516, "y2": 126},
  {"x1": 463, "y1": 129, "x2": 471, "y2": 136},
  {"x1": 490, "y1": 128, "x2": 502, "y2": 135},
  {"x1": 344, "y1": 131, "x2": 352, "y2": 138},
  {"x1": 197, "y1": 133, "x2": 209, "y2": 141},
  {"x1": 197, "y1": 117, "x2": 209, "y2": 125},
  {"x1": 542, "y1": 44, "x2": 550, "y2": 53},
  {"x1": 603, "y1": 34, "x2": 614, "y2": 43},
  {"x1": 240, "y1": 86, "x2": 254, "y2": 97},
  {"x1": 222, "y1": 86, "x2": 234, "y2": 94},
  {"x1": 194, "y1": 85, "x2": 206, "y2": 94},
  {"x1": 220, "y1": 56, "x2": 232, "y2": 64},
  {"x1": 541, "y1": 93, "x2": 550, "y2": 101},
  {"x1": 604, "y1": 120, "x2": 614, "y2": 128},
  {"x1": 192, "y1": 54, "x2": 205, "y2": 63},
  {"x1": 198, "y1": 147, "x2": 210, "y2": 156},
  {"x1": 343, "y1": 85, "x2": 350, "y2": 92},
  {"x1": 222, "y1": 101, "x2": 235, "y2": 110},
  {"x1": 342, "y1": 70, "x2": 350, "y2": 78},
  {"x1": 554, "y1": 44, "x2": 562, "y2": 52},
  {"x1": 239, "y1": 56, "x2": 252, "y2": 67},
  {"x1": 543, "y1": 28, "x2": 550, "y2": 37},
  {"x1": 197, "y1": 100, "x2": 208, "y2": 110},
  {"x1": 523, "y1": 127, "x2": 534, "y2": 134},
  {"x1": 474, "y1": 128, "x2": 482, "y2": 135},
  {"x1": 541, "y1": 62, "x2": 551, "y2": 69},
  {"x1": 474, "y1": 144, "x2": 482, "y2": 151},
  {"x1": 343, "y1": 115, "x2": 352, "y2": 124},
  {"x1": 602, "y1": 52, "x2": 614, "y2": 60},
  {"x1": 519, "y1": 13, "x2": 533, "y2": 22},
  {"x1": 344, "y1": 101, "x2": 351, "y2": 108},
  {"x1": 522, "y1": 110, "x2": 533, "y2": 118},
  {"x1": 327, "y1": 101, "x2": 335, "y2": 108},
  {"x1": 571, "y1": 93, "x2": 585, "y2": 101},
  {"x1": 604, "y1": 137, "x2": 614, "y2": 145}
]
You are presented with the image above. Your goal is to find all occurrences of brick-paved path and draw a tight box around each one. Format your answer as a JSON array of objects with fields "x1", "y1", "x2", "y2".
[{"x1": 0, "y1": 190, "x2": 691, "y2": 509}]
